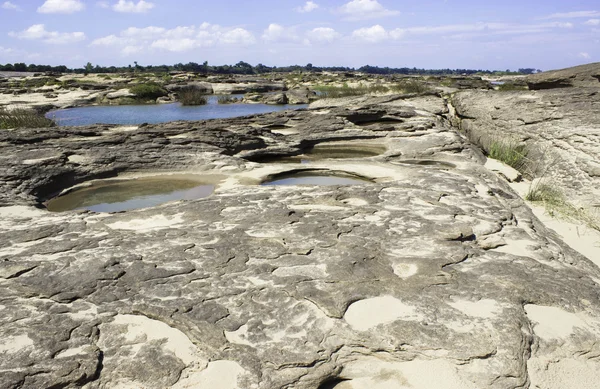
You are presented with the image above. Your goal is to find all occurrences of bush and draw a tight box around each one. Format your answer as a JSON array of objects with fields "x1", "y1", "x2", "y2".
[
  {"x1": 129, "y1": 82, "x2": 168, "y2": 100},
  {"x1": 217, "y1": 96, "x2": 238, "y2": 104},
  {"x1": 0, "y1": 107, "x2": 55, "y2": 129},
  {"x1": 488, "y1": 139, "x2": 528, "y2": 171},
  {"x1": 391, "y1": 80, "x2": 431, "y2": 94},
  {"x1": 313, "y1": 84, "x2": 390, "y2": 98},
  {"x1": 497, "y1": 83, "x2": 528, "y2": 91},
  {"x1": 178, "y1": 86, "x2": 207, "y2": 105}
]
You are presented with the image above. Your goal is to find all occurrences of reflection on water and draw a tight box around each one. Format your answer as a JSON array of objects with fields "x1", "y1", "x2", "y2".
[
  {"x1": 48, "y1": 97, "x2": 307, "y2": 126},
  {"x1": 46, "y1": 177, "x2": 215, "y2": 212},
  {"x1": 262, "y1": 172, "x2": 371, "y2": 186}
]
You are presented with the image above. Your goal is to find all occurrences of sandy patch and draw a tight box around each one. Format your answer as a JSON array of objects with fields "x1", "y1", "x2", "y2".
[
  {"x1": 0, "y1": 334, "x2": 34, "y2": 353},
  {"x1": 392, "y1": 263, "x2": 418, "y2": 278},
  {"x1": 449, "y1": 299, "x2": 501, "y2": 319},
  {"x1": 344, "y1": 296, "x2": 423, "y2": 331},
  {"x1": 528, "y1": 357, "x2": 600, "y2": 389},
  {"x1": 336, "y1": 357, "x2": 478, "y2": 389},
  {"x1": 107, "y1": 214, "x2": 184, "y2": 232},
  {"x1": 524, "y1": 304, "x2": 598, "y2": 340},
  {"x1": 172, "y1": 360, "x2": 246, "y2": 389},
  {"x1": 273, "y1": 264, "x2": 328, "y2": 278}
]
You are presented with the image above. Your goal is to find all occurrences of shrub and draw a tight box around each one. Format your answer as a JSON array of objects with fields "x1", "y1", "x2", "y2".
[
  {"x1": 129, "y1": 82, "x2": 168, "y2": 100},
  {"x1": 178, "y1": 86, "x2": 207, "y2": 105},
  {"x1": 391, "y1": 80, "x2": 431, "y2": 94},
  {"x1": 313, "y1": 84, "x2": 390, "y2": 98},
  {"x1": 217, "y1": 96, "x2": 238, "y2": 104},
  {"x1": 488, "y1": 139, "x2": 528, "y2": 171},
  {"x1": 497, "y1": 83, "x2": 528, "y2": 91},
  {"x1": 0, "y1": 107, "x2": 55, "y2": 129}
]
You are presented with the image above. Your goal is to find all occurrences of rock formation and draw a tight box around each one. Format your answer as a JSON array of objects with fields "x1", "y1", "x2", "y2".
[{"x1": 1, "y1": 70, "x2": 600, "y2": 388}]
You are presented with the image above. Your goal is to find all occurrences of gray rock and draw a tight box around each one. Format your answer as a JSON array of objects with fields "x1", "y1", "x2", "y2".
[
  {"x1": 527, "y1": 62, "x2": 600, "y2": 89},
  {"x1": 263, "y1": 92, "x2": 288, "y2": 105},
  {"x1": 0, "y1": 92, "x2": 599, "y2": 389},
  {"x1": 452, "y1": 87, "x2": 600, "y2": 207},
  {"x1": 105, "y1": 88, "x2": 135, "y2": 99}
]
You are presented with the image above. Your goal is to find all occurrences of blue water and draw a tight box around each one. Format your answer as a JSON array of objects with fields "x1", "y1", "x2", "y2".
[
  {"x1": 262, "y1": 173, "x2": 370, "y2": 186},
  {"x1": 47, "y1": 95, "x2": 307, "y2": 126}
]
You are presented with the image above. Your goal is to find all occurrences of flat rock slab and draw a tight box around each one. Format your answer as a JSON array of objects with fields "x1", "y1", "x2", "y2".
[
  {"x1": 1, "y1": 95, "x2": 600, "y2": 389},
  {"x1": 452, "y1": 88, "x2": 600, "y2": 208}
]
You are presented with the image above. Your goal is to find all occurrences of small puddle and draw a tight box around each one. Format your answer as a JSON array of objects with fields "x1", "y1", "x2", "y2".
[
  {"x1": 250, "y1": 144, "x2": 386, "y2": 164},
  {"x1": 392, "y1": 160, "x2": 456, "y2": 169},
  {"x1": 46, "y1": 176, "x2": 216, "y2": 213},
  {"x1": 262, "y1": 170, "x2": 371, "y2": 186}
]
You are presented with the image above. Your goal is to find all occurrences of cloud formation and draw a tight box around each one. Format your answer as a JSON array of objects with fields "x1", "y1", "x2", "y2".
[
  {"x1": 91, "y1": 23, "x2": 256, "y2": 54},
  {"x1": 305, "y1": 27, "x2": 341, "y2": 44},
  {"x1": 9, "y1": 24, "x2": 86, "y2": 44},
  {"x1": 295, "y1": 1, "x2": 319, "y2": 13},
  {"x1": 338, "y1": 0, "x2": 399, "y2": 21},
  {"x1": 1, "y1": 1, "x2": 20, "y2": 11},
  {"x1": 113, "y1": 0, "x2": 154, "y2": 13},
  {"x1": 37, "y1": 0, "x2": 84, "y2": 14},
  {"x1": 540, "y1": 10, "x2": 600, "y2": 19}
]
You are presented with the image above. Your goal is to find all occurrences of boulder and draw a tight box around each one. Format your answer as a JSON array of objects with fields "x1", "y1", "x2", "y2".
[
  {"x1": 527, "y1": 62, "x2": 600, "y2": 89},
  {"x1": 286, "y1": 88, "x2": 316, "y2": 104},
  {"x1": 262, "y1": 92, "x2": 288, "y2": 105},
  {"x1": 105, "y1": 88, "x2": 135, "y2": 99}
]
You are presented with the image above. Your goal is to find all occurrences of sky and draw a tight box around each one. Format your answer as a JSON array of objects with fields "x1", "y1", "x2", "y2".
[{"x1": 0, "y1": 0, "x2": 599, "y2": 70}]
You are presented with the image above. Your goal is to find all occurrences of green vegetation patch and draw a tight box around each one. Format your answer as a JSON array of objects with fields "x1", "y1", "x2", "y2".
[
  {"x1": 391, "y1": 80, "x2": 431, "y2": 94},
  {"x1": 178, "y1": 86, "x2": 207, "y2": 105},
  {"x1": 488, "y1": 139, "x2": 529, "y2": 171},
  {"x1": 496, "y1": 83, "x2": 528, "y2": 91},
  {"x1": 129, "y1": 82, "x2": 168, "y2": 100},
  {"x1": 0, "y1": 108, "x2": 55, "y2": 129},
  {"x1": 217, "y1": 96, "x2": 239, "y2": 104}
]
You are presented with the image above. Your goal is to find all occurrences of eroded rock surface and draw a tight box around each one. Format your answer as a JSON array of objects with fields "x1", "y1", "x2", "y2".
[
  {"x1": 452, "y1": 87, "x2": 600, "y2": 208},
  {"x1": 1, "y1": 94, "x2": 600, "y2": 389}
]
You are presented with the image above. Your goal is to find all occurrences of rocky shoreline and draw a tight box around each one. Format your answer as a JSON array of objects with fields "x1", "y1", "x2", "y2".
[{"x1": 1, "y1": 65, "x2": 600, "y2": 389}]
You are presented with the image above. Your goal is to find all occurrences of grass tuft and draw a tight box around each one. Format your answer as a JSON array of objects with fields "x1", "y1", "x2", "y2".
[
  {"x1": 488, "y1": 139, "x2": 528, "y2": 171},
  {"x1": 178, "y1": 86, "x2": 207, "y2": 105},
  {"x1": 0, "y1": 107, "x2": 55, "y2": 129}
]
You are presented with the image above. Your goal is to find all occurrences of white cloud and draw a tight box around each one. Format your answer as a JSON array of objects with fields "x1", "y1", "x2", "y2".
[
  {"x1": 262, "y1": 24, "x2": 299, "y2": 42},
  {"x1": 113, "y1": 0, "x2": 154, "y2": 13},
  {"x1": 338, "y1": 0, "x2": 399, "y2": 21},
  {"x1": 305, "y1": 27, "x2": 341, "y2": 43},
  {"x1": 352, "y1": 25, "x2": 388, "y2": 42},
  {"x1": 579, "y1": 52, "x2": 591, "y2": 59},
  {"x1": 9, "y1": 24, "x2": 86, "y2": 44},
  {"x1": 91, "y1": 23, "x2": 256, "y2": 55},
  {"x1": 540, "y1": 10, "x2": 600, "y2": 19},
  {"x1": 295, "y1": 1, "x2": 318, "y2": 13},
  {"x1": 262, "y1": 24, "x2": 286, "y2": 41},
  {"x1": 151, "y1": 38, "x2": 198, "y2": 52},
  {"x1": 221, "y1": 28, "x2": 256, "y2": 45},
  {"x1": 584, "y1": 19, "x2": 600, "y2": 25},
  {"x1": 38, "y1": 0, "x2": 84, "y2": 14},
  {"x1": 2, "y1": 1, "x2": 20, "y2": 10}
]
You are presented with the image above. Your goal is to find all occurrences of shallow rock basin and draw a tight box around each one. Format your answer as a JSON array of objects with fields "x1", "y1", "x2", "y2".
[
  {"x1": 251, "y1": 143, "x2": 386, "y2": 164},
  {"x1": 46, "y1": 176, "x2": 216, "y2": 213},
  {"x1": 262, "y1": 170, "x2": 372, "y2": 186}
]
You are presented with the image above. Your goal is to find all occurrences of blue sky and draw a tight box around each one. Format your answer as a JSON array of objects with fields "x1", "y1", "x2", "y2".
[{"x1": 0, "y1": 0, "x2": 599, "y2": 70}]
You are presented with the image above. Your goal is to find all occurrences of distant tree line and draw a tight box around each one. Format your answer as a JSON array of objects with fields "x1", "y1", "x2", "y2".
[{"x1": 0, "y1": 61, "x2": 542, "y2": 76}]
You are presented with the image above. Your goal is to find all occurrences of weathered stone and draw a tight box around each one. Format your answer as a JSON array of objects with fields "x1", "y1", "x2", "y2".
[
  {"x1": 0, "y1": 90, "x2": 599, "y2": 389},
  {"x1": 527, "y1": 62, "x2": 600, "y2": 89}
]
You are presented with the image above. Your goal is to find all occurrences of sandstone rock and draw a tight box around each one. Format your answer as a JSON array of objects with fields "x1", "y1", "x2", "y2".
[
  {"x1": 527, "y1": 62, "x2": 600, "y2": 90},
  {"x1": 0, "y1": 94, "x2": 599, "y2": 389},
  {"x1": 105, "y1": 88, "x2": 135, "y2": 99},
  {"x1": 452, "y1": 88, "x2": 600, "y2": 207},
  {"x1": 263, "y1": 92, "x2": 288, "y2": 105},
  {"x1": 287, "y1": 88, "x2": 317, "y2": 104},
  {"x1": 165, "y1": 82, "x2": 213, "y2": 94}
]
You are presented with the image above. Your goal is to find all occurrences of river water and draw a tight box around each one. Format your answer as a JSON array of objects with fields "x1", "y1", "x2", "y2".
[{"x1": 47, "y1": 95, "x2": 307, "y2": 126}]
